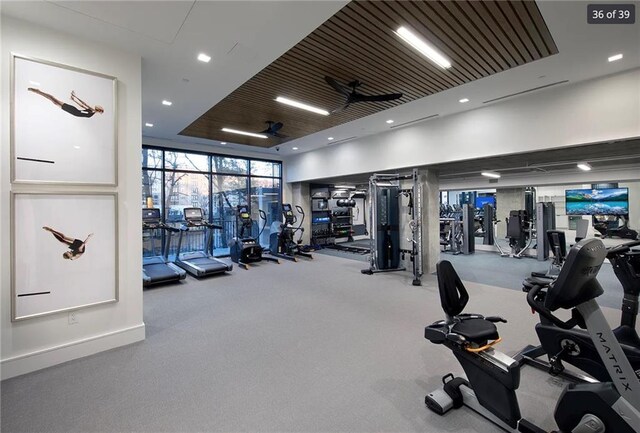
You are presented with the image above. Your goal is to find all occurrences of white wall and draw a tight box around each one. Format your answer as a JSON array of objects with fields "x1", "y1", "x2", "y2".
[
  {"x1": 1, "y1": 16, "x2": 144, "y2": 379},
  {"x1": 286, "y1": 68, "x2": 640, "y2": 183}
]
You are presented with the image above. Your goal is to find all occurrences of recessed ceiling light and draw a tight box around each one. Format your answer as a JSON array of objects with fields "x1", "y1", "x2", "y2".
[
  {"x1": 292, "y1": 147, "x2": 299, "y2": 150},
  {"x1": 162, "y1": 100, "x2": 172, "y2": 106},
  {"x1": 386, "y1": 119, "x2": 394, "y2": 124},
  {"x1": 328, "y1": 137, "x2": 334, "y2": 140},
  {"x1": 577, "y1": 162, "x2": 592, "y2": 171},
  {"x1": 395, "y1": 26, "x2": 452, "y2": 69},
  {"x1": 145, "y1": 123, "x2": 154, "y2": 127},
  {"x1": 220, "y1": 142, "x2": 227, "y2": 145},
  {"x1": 29, "y1": 80, "x2": 41, "y2": 86},
  {"x1": 73, "y1": 145, "x2": 81, "y2": 149},
  {"x1": 275, "y1": 96, "x2": 329, "y2": 116},
  {"x1": 221, "y1": 127, "x2": 267, "y2": 139},
  {"x1": 459, "y1": 98, "x2": 469, "y2": 103},
  {"x1": 481, "y1": 171, "x2": 501, "y2": 179},
  {"x1": 608, "y1": 53, "x2": 623, "y2": 62},
  {"x1": 197, "y1": 53, "x2": 211, "y2": 63}
]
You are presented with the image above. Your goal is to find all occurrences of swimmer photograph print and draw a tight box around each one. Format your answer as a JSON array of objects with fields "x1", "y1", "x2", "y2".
[
  {"x1": 12, "y1": 193, "x2": 117, "y2": 320},
  {"x1": 12, "y1": 55, "x2": 117, "y2": 185}
]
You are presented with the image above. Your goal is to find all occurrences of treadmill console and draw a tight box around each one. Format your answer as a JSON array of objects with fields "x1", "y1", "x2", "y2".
[
  {"x1": 184, "y1": 207, "x2": 205, "y2": 226},
  {"x1": 142, "y1": 208, "x2": 161, "y2": 228}
]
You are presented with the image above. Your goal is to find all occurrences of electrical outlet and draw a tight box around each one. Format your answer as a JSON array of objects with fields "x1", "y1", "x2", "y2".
[{"x1": 68, "y1": 311, "x2": 78, "y2": 325}]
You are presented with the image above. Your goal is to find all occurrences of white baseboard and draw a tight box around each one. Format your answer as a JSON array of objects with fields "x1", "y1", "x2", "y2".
[{"x1": 1, "y1": 323, "x2": 145, "y2": 380}]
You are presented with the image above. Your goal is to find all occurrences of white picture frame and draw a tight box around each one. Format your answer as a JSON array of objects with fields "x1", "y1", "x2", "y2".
[
  {"x1": 11, "y1": 54, "x2": 118, "y2": 186},
  {"x1": 11, "y1": 192, "x2": 119, "y2": 321}
]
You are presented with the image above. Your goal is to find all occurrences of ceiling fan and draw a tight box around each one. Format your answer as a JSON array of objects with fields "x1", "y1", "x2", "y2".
[
  {"x1": 260, "y1": 121, "x2": 288, "y2": 140},
  {"x1": 324, "y1": 76, "x2": 403, "y2": 113}
]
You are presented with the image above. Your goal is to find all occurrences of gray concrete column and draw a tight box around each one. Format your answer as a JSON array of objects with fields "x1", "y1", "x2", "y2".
[
  {"x1": 495, "y1": 188, "x2": 526, "y2": 239},
  {"x1": 419, "y1": 169, "x2": 440, "y2": 275},
  {"x1": 290, "y1": 182, "x2": 311, "y2": 244}
]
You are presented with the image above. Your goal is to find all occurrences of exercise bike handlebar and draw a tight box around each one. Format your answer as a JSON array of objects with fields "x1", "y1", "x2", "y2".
[
  {"x1": 526, "y1": 284, "x2": 580, "y2": 330},
  {"x1": 258, "y1": 209, "x2": 268, "y2": 239},
  {"x1": 607, "y1": 239, "x2": 640, "y2": 258}
]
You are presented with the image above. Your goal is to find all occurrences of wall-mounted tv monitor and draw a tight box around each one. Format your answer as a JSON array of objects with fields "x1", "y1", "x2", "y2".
[
  {"x1": 475, "y1": 196, "x2": 496, "y2": 208},
  {"x1": 565, "y1": 188, "x2": 629, "y2": 215}
]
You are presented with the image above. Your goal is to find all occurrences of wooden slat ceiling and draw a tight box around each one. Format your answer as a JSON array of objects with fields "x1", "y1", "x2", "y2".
[{"x1": 180, "y1": 0, "x2": 558, "y2": 148}]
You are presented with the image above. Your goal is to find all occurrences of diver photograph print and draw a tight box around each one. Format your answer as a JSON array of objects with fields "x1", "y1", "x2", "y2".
[
  {"x1": 12, "y1": 192, "x2": 118, "y2": 321},
  {"x1": 12, "y1": 54, "x2": 117, "y2": 185}
]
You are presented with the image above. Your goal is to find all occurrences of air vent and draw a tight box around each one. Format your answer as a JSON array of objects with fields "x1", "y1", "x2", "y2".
[
  {"x1": 483, "y1": 81, "x2": 569, "y2": 104},
  {"x1": 328, "y1": 136, "x2": 357, "y2": 145},
  {"x1": 489, "y1": 179, "x2": 499, "y2": 184},
  {"x1": 389, "y1": 114, "x2": 439, "y2": 129}
]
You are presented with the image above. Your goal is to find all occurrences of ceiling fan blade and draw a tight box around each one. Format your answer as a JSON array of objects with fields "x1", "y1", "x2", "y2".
[
  {"x1": 273, "y1": 132, "x2": 288, "y2": 139},
  {"x1": 352, "y1": 92, "x2": 403, "y2": 103},
  {"x1": 331, "y1": 102, "x2": 350, "y2": 114},
  {"x1": 325, "y1": 76, "x2": 350, "y2": 96},
  {"x1": 271, "y1": 122, "x2": 284, "y2": 133}
]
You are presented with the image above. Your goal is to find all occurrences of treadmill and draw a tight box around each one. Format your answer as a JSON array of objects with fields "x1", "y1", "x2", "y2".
[
  {"x1": 175, "y1": 207, "x2": 233, "y2": 277},
  {"x1": 142, "y1": 208, "x2": 187, "y2": 287}
]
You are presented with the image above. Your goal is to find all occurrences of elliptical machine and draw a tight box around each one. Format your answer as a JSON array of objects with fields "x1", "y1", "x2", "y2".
[
  {"x1": 268, "y1": 204, "x2": 313, "y2": 262},
  {"x1": 424, "y1": 239, "x2": 640, "y2": 433},
  {"x1": 229, "y1": 205, "x2": 279, "y2": 269}
]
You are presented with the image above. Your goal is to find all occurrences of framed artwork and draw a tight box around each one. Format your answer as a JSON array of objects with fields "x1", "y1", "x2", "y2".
[
  {"x1": 11, "y1": 192, "x2": 118, "y2": 321},
  {"x1": 11, "y1": 54, "x2": 117, "y2": 185}
]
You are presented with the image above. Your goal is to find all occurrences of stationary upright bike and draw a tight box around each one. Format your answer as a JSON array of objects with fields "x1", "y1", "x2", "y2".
[
  {"x1": 424, "y1": 239, "x2": 640, "y2": 433},
  {"x1": 268, "y1": 204, "x2": 313, "y2": 262},
  {"x1": 229, "y1": 205, "x2": 279, "y2": 269}
]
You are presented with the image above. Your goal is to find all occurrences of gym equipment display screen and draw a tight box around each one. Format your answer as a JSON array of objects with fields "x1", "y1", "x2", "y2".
[
  {"x1": 565, "y1": 188, "x2": 629, "y2": 215},
  {"x1": 475, "y1": 196, "x2": 496, "y2": 208}
]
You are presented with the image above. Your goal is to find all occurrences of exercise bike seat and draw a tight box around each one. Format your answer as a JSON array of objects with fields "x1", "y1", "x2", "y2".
[
  {"x1": 452, "y1": 319, "x2": 499, "y2": 344},
  {"x1": 433, "y1": 261, "x2": 501, "y2": 346}
]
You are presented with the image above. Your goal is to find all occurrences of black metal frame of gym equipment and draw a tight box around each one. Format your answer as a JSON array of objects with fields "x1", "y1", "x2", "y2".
[
  {"x1": 494, "y1": 209, "x2": 535, "y2": 258},
  {"x1": 269, "y1": 203, "x2": 313, "y2": 262},
  {"x1": 440, "y1": 204, "x2": 475, "y2": 256},
  {"x1": 536, "y1": 202, "x2": 556, "y2": 261},
  {"x1": 229, "y1": 205, "x2": 280, "y2": 270},
  {"x1": 361, "y1": 169, "x2": 423, "y2": 286}
]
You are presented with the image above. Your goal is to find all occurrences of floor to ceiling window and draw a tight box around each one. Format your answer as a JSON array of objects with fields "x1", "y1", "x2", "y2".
[{"x1": 142, "y1": 146, "x2": 282, "y2": 257}]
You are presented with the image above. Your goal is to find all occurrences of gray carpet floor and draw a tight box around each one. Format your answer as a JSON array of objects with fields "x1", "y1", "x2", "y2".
[
  {"x1": 315, "y1": 248, "x2": 624, "y2": 309},
  {"x1": 0, "y1": 253, "x2": 630, "y2": 433}
]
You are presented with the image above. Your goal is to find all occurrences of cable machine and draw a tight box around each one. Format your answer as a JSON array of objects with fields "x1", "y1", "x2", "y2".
[{"x1": 361, "y1": 169, "x2": 423, "y2": 286}]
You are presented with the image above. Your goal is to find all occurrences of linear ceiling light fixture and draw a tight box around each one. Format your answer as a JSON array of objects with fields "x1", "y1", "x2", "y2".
[
  {"x1": 395, "y1": 26, "x2": 452, "y2": 69},
  {"x1": 221, "y1": 128, "x2": 267, "y2": 139},
  {"x1": 481, "y1": 171, "x2": 501, "y2": 179},
  {"x1": 275, "y1": 96, "x2": 329, "y2": 116},
  {"x1": 577, "y1": 162, "x2": 592, "y2": 171},
  {"x1": 608, "y1": 53, "x2": 623, "y2": 62}
]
